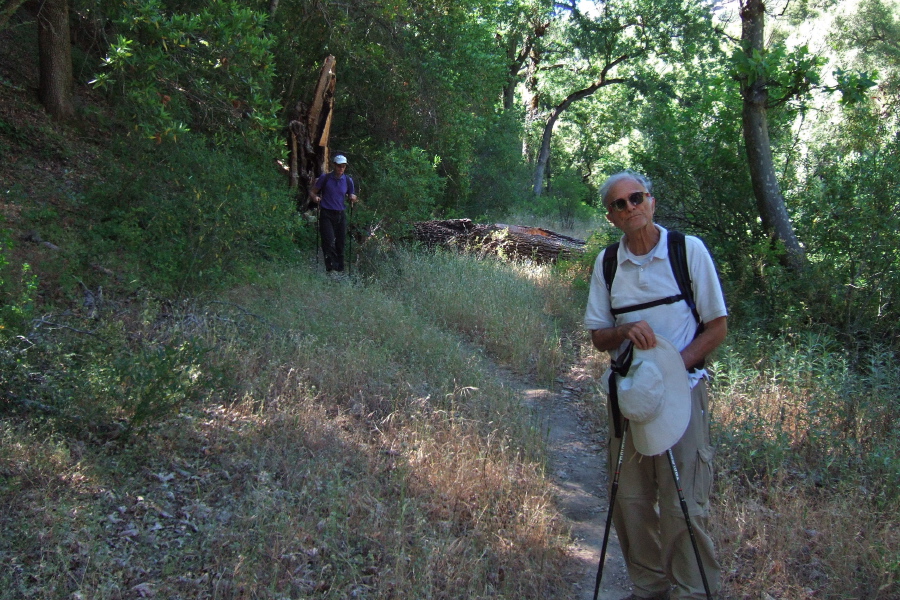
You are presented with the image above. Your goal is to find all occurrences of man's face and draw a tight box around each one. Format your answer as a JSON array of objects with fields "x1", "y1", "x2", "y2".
[
  {"x1": 605, "y1": 178, "x2": 654, "y2": 234},
  {"x1": 334, "y1": 163, "x2": 347, "y2": 175}
]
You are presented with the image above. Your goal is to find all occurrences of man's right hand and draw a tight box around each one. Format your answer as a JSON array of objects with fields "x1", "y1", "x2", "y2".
[
  {"x1": 591, "y1": 320, "x2": 656, "y2": 352},
  {"x1": 618, "y1": 320, "x2": 657, "y2": 350}
]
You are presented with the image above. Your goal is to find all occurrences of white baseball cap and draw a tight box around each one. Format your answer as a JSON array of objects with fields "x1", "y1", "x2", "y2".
[{"x1": 333, "y1": 155, "x2": 348, "y2": 164}]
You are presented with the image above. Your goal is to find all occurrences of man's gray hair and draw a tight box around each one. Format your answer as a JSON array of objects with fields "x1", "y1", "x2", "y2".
[{"x1": 599, "y1": 170, "x2": 653, "y2": 205}]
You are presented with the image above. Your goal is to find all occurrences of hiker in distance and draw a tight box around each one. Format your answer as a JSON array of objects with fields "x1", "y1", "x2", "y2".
[
  {"x1": 584, "y1": 170, "x2": 728, "y2": 600},
  {"x1": 311, "y1": 154, "x2": 358, "y2": 277}
]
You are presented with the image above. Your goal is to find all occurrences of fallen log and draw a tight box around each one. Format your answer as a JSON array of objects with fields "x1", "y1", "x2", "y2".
[{"x1": 412, "y1": 219, "x2": 586, "y2": 264}]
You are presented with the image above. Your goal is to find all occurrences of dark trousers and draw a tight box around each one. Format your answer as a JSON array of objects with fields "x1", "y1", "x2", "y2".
[{"x1": 319, "y1": 208, "x2": 346, "y2": 272}]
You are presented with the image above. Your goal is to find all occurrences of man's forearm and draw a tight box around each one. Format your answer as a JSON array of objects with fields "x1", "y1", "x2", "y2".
[{"x1": 680, "y1": 316, "x2": 727, "y2": 370}]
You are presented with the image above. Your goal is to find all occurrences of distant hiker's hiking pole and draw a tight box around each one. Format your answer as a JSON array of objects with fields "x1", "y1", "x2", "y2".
[
  {"x1": 593, "y1": 419, "x2": 629, "y2": 600},
  {"x1": 315, "y1": 202, "x2": 321, "y2": 269},
  {"x1": 347, "y1": 190, "x2": 355, "y2": 277}
]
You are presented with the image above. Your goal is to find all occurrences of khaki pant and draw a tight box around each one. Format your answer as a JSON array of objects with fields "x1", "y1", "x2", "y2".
[{"x1": 607, "y1": 380, "x2": 721, "y2": 599}]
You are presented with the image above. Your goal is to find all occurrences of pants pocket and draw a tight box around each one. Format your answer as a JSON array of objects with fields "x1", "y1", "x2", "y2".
[{"x1": 693, "y1": 445, "x2": 715, "y2": 507}]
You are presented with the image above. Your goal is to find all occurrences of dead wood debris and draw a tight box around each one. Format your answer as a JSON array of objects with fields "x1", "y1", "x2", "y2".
[{"x1": 412, "y1": 218, "x2": 586, "y2": 264}]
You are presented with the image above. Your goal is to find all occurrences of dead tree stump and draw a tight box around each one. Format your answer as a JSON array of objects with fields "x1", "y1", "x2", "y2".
[{"x1": 287, "y1": 55, "x2": 336, "y2": 211}]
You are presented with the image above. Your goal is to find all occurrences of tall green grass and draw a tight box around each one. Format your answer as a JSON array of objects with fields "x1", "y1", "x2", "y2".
[{"x1": 364, "y1": 246, "x2": 576, "y2": 383}]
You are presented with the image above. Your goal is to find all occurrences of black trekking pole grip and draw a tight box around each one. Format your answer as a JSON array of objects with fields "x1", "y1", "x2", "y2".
[
  {"x1": 593, "y1": 419, "x2": 629, "y2": 600},
  {"x1": 666, "y1": 449, "x2": 713, "y2": 600}
]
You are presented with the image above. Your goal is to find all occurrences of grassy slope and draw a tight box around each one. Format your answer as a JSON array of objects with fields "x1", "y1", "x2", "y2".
[
  {"x1": 0, "y1": 22, "x2": 578, "y2": 598},
  {"x1": 3, "y1": 16, "x2": 900, "y2": 600}
]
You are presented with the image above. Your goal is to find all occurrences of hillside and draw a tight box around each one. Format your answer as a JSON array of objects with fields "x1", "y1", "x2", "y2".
[
  {"x1": 0, "y1": 17, "x2": 627, "y2": 599},
  {"x1": 3, "y1": 6, "x2": 900, "y2": 600}
]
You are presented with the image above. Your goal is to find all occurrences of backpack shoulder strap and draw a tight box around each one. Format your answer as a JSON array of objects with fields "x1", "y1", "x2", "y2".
[
  {"x1": 602, "y1": 242, "x2": 619, "y2": 294},
  {"x1": 666, "y1": 231, "x2": 701, "y2": 326}
]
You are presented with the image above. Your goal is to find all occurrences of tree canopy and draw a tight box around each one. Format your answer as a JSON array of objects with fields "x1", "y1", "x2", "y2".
[{"x1": 7, "y1": 0, "x2": 900, "y2": 340}]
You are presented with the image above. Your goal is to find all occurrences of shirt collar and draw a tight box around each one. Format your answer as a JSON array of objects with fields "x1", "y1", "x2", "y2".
[{"x1": 618, "y1": 224, "x2": 669, "y2": 265}]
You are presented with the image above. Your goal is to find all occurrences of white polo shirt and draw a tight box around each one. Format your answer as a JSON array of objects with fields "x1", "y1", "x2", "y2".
[{"x1": 584, "y1": 225, "x2": 727, "y2": 386}]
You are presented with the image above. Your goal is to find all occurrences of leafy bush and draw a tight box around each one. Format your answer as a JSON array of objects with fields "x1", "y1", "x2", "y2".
[
  {"x1": 0, "y1": 227, "x2": 37, "y2": 333},
  {"x1": 356, "y1": 145, "x2": 445, "y2": 236},
  {"x1": 83, "y1": 135, "x2": 300, "y2": 295},
  {"x1": 91, "y1": 0, "x2": 280, "y2": 148},
  {"x1": 1, "y1": 292, "x2": 232, "y2": 438}
]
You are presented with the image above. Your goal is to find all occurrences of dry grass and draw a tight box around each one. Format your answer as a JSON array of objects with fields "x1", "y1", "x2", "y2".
[
  {"x1": 706, "y1": 334, "x2": 900, "y2": 599},
  {"x1": 5, "y1": 235, "x2": 900, "y2": 599},
  {"x1": 0, "y1": 260, "x2": 572, "y2": 599}
]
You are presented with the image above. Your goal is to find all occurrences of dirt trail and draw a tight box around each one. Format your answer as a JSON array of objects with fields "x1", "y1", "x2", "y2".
[{"x1": 521, "y1": 364, "x2": 633, "y2": 600}]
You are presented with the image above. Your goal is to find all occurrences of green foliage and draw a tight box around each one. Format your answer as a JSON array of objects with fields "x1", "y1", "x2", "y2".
[
  {"x1": 356, "y1": 145, "x2": 445, "y2": 235},
  {"x1": 110, "y1": 339, "x2": 211, "y2": 437},
  {"x1": 91, "y1": 0, "x2": 280, "y2": 148},
  {"x1": 731, "y1": 42, "x2": 826, "y2": 106},
  {"x1": 273, "y1": 0, "x2": 507, "y2": 212},
  {"x1": 794, "y1": 131, "x2": 900, "y2": 338},
  {"x1": 542, "y1": 169, "x2": 592, "y2": 229},
  {"x1": 0, "y1": 228, "x2": 36, "y2": 335},
  {"x1": 83, "y1": 135, "x2": 300, "y2": 295},
  {"x1": 0, "y1": 298, "x2": 229, "y2": 439},
  {"x1": 828, "y1": 67, "x2": 879, "y2": 105},
  {"x1": 465, "y1": 112, "x2": 533, "y2": 218}
]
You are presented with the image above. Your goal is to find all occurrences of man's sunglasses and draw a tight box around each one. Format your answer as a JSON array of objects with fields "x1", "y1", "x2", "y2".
[{"x1": 607, "y1": 191, "x2": 649, "y2": 212}]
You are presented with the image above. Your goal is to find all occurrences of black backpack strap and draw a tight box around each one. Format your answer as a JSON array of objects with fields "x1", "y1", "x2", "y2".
[
  {"x1": 667, "y1": 231, "x2": 701, "y2": 327},
  {"x1": 608, "y1": 341, "x2": 634, "y2": 439},
  {"x1": 610, "y1": 294, "x2": 686, "y2": 316},
  {"x1": 602, "y1": 242, "x2": 619, "y2": 294}
]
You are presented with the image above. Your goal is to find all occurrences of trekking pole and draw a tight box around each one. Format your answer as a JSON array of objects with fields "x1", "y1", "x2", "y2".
[
  {"x1": 347, "y1": 199, "x2": 353, "y2": 277},
  {"x1": 666, "y1": 449, "x2": 713, "y2": 600},
  {"x1": 593, "y1": 419, "x2": 629, "y2": 600},
  {"x1": 315, "y1": 203, "x2": 321, "y2": 270}
]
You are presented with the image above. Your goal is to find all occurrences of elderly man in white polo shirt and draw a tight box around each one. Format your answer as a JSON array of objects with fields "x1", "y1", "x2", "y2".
[{"x1": 585, "y1": 170, "x2": 728, "y2": 600}]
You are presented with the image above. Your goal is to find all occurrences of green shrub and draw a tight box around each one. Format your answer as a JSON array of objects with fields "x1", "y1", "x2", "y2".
[
  {"x1": 354, "y1": 145, "x2": 445, "y2": 236},
  {"x1": 91, "y1": 0, "x2": 281, "y2": 147},
  {"x1": 83, "y1": 135, "x2": 300, "y2": 295},
  {"x1": 541, "y1": 169, "x2": 593, "y2": 230},
  {"x1": 0, "y1": 228, "x2": 36, "y2": 334}
]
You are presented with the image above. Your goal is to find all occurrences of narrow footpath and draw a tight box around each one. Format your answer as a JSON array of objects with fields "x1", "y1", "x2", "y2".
[{"x1": 521, "y1": 363, "x2": 633, "y2": 600}]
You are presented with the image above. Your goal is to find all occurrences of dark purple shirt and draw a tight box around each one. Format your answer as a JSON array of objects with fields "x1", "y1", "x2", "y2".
[{"x1": 314, "y1": 172, "x2": 354, "y2": 211}]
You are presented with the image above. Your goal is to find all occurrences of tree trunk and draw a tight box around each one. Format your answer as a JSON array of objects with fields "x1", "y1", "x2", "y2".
[
  {"x1": 37, "y1": 0, "x2": 74, "y2": 121},
  {"x1": 532, "y1": 65, "x2": 626, "y2": 196},
  {"x1": 740, "y1": 0, "x2": 806, "y2": 272}
]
